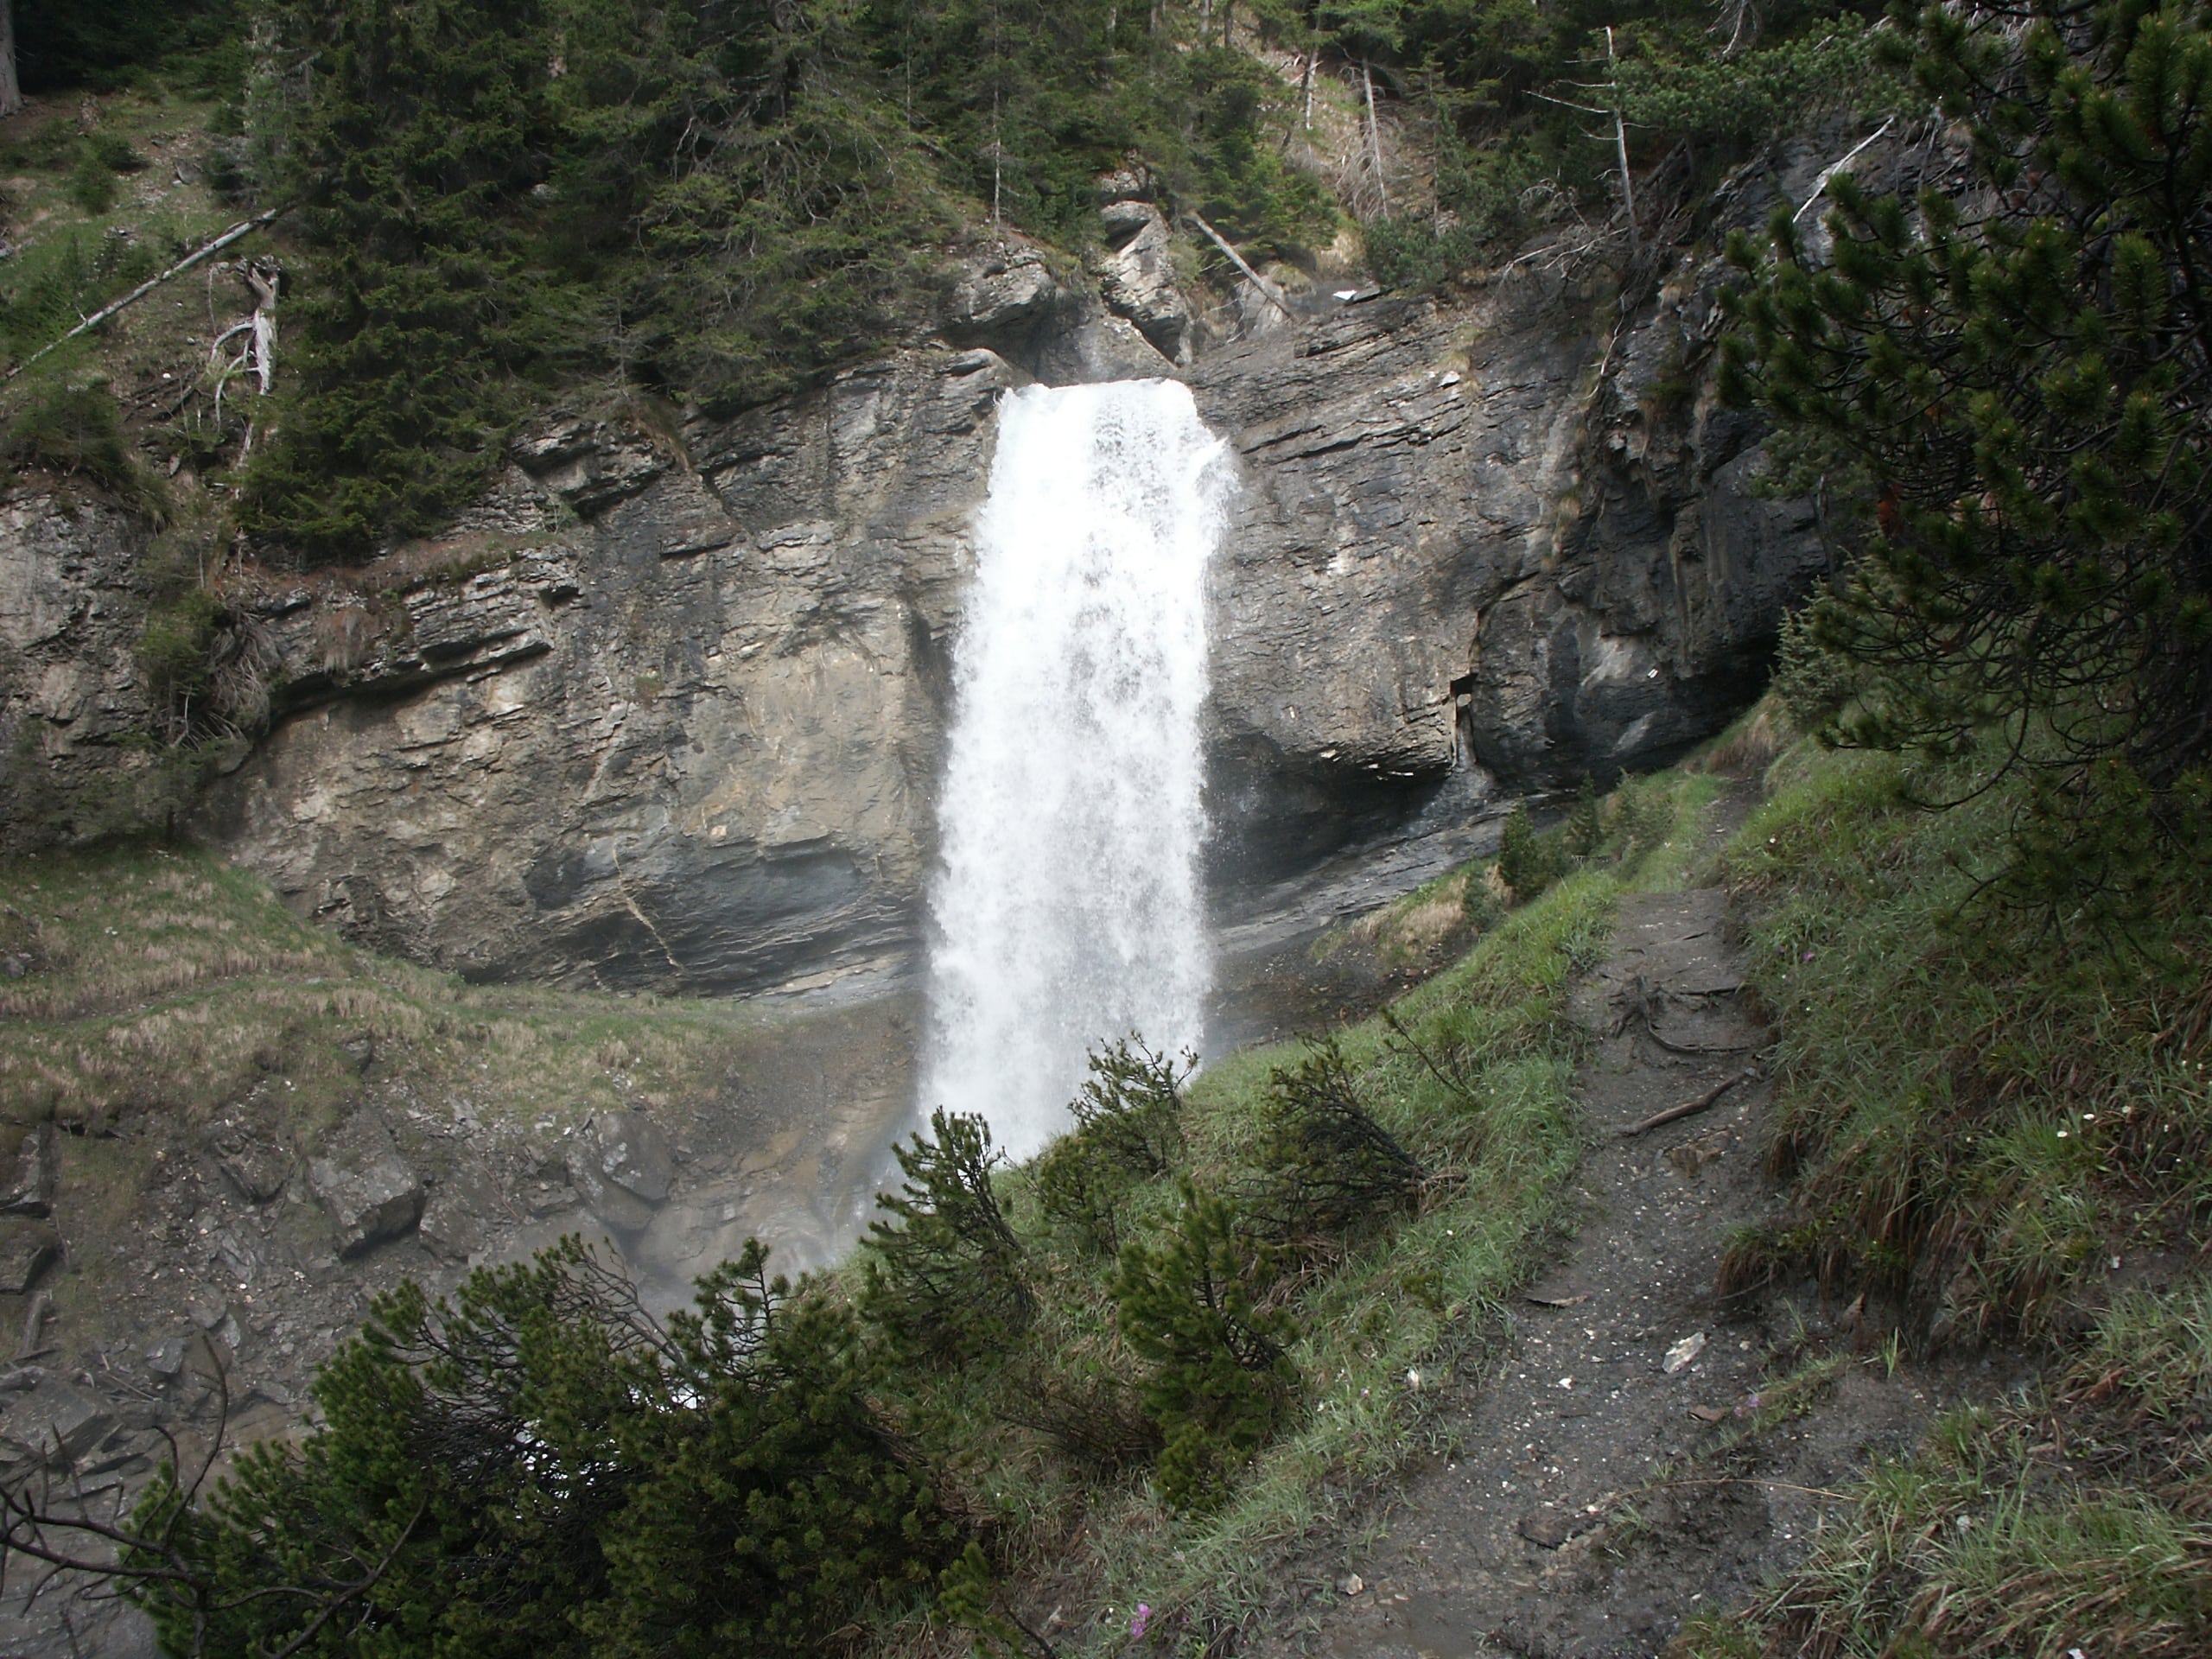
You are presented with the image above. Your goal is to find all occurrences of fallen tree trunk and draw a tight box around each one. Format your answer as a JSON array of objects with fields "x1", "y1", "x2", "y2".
[
  {"x1": 1179, "y1": 209, "x2": 1296, "y2": 321},
  {"x1": 6, "y1": 206, "x2": 288, "y2": 379}
]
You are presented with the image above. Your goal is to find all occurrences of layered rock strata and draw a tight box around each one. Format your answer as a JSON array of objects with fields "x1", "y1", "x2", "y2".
[{"x1": 5, "y1": 215, "x2": 1832, "y2": 993}]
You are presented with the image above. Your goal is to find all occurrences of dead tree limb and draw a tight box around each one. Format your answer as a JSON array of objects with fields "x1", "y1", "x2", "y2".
[
  {"x1": 1793, "y1": 117, "x2": 1898, "y2": 223},
  {"x1": 1604, "y1": 29, "x2": 1638, "y2": 256},
  {"x1": 1361, "y1": 60, "x2": 1389, "y2": 215},
  {"x1": 1179, "y1": 209, "x2": 1296, "y2": 320},
  {"x1": 5, "y1": 207, "x2": 288, "y2": 380},
  {"x1": 1616, "y1": 1068, "x2": 1758, "y2": 1138}
]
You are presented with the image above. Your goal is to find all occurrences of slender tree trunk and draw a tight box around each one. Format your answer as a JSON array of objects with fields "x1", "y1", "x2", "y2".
[
  {"x1": 1363, "y1": 60, "x2": 1389, "y2": 216},
  {"x1": 1283, "y1": 49, "x2": 1315, "y2": 156},
  {"x1": 245, "y1": 260, "x2": 278, "y2": 396},
  {"x1": 0, "y1": 0, "x2": 22, "y2": 121},
  {"x1": 1605, "y1": 27, "x2": 1637, "y2": 255}
]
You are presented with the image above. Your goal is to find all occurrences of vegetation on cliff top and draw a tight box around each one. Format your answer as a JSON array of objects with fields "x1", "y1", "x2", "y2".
[{"x1": 3, "y1": 0, "x2": 1904, "y2": 564}]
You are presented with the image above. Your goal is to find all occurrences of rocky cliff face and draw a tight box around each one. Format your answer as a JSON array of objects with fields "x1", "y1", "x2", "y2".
[
  {"x1": 1193, "y1": 256, "x2": 1828, "y2": 883},
  {"x1": 200, "y1": 348, "x2": 1014, "y2": 995},
  {"x1": 3, "y1": 212, "x2": 1828, "y2": 995}
]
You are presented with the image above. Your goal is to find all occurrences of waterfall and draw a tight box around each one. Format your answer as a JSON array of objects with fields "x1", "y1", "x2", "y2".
[{"x1": 918, "y1": 379, "x2": 1234, "y2": 1161}]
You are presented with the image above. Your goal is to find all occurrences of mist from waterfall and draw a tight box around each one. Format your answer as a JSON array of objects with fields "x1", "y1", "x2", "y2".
[{"x1": 918, "y1": 379, "x2": 1234, "y2": 1162}]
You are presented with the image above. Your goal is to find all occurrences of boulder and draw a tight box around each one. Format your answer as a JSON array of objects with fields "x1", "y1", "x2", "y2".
[
  {"x1": 0, "y1": 1122, "x2": 54, "y2": 1217},
  {"x1": 308, "y1": 1116, "x2": 426, "y2": 1258},
  {"x1": 0, "y1": 1219, "x2": 60, "y2": 1295},
  {"x1": 568, "y1": 1112, "x2": 676, "y2": 1234},
  {"x1": 0, "y1": 1381, "x2": 114, "y2": 1467},
  {"x1": 204, "y1": 1110, "x2": 296, "y2": 1205},
  {"x1": 418, "y1": 1174, "x2": 493, "y2": 1264},
  {"x1": 1090, "y1": 202, "x2": 1194, "y2": 364}
]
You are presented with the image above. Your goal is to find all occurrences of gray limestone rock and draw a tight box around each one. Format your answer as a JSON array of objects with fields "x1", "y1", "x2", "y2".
[
  {"x1": 205, "y1": 1112, "x2": 295, "y2": 1205},
  {"x1": 6, "y1": 200, "x2": 1847, "y2": 991},
  {"x1": 0, "y1": 1381, "x2": 114, "y2": 1467},
  {"x1": 417, "y1": 1173, "x2": 493, "y2": 1264},
  {"x1": 0, "y1": 1124, "x2": 54, "y2": 1217},
  {"x1": 1090, "y1": 202, "x2": 1194, "y2": 364},
  {"x1": 568, "y1": 1112, "x2": 676, "y2": 1234},
  {"x1": 308, "y1": 1116, "x2": 426, "y2": 1258},
  {"x1": 0, "y1": 1220, "x2": 60, "y2": 1296}
]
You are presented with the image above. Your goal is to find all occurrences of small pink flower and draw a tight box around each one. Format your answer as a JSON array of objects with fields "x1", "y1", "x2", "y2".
[{"x1": 1130, "y1": 1603, "x2": 1152, "y2": 1638}]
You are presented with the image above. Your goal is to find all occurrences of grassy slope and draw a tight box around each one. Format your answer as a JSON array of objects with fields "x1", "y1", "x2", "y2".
[
  {"x1": 0, "y1": 842, "x2": 763, "y2": 1148},
  {"x1": 867, "y1": 772, "x2": 1721, "y2": 1656},
  {"x1": 1673, "y1": 711, "x2": 2212, "y2": 1659}
]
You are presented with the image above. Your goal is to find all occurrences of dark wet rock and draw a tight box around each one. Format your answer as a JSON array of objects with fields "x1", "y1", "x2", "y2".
[
  {"x1": 524, "y1": 1179, "x2": 581, "y2": 1220},
  {"x1": 1516, "y1": 1510, "x2": 1597, "y2": 1549},
  {"x1": 206, "y1": 1114, "x2": 295, "y2": 1205},
  {"x1": 569, "y1": 1112, "x2": 676, "y2": 1234},
  {"x1": 418, "y1": 1173, "x2": 494, "y2": 1264}
]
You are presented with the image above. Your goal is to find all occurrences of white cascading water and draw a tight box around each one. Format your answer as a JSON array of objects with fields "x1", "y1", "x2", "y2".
[{"x1": 918, "y1": 379, "x2": 1235, "y2": 1161}]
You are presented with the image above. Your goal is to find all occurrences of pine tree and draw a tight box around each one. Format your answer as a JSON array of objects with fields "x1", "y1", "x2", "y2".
[
  {"x1": 861, "y1": 1107, "x2": 1033, "y2": 1363},
  {"x1": 1243, "y1": 1038, "x2": 1424, "y2": 1244},
  {"x1": 1562, "y1": 774, "x2": 1604, "y2": 858},
  {"x1": 120, "y1": 1236, "x2": 960, "y2": 1657},
  {"x1": 1719, "y1": 0, "x2": 2212, "y2": 917},
  {"x1": 1034, "y1": 1038, "x2": 1190, "y2": 1255},
  {"x1": 1114, "y1": 1182, "x2": 1295, "y2": 1510},
  {"x1": 1495, "y1": 801, "x2": 1566, "y2": 900}
]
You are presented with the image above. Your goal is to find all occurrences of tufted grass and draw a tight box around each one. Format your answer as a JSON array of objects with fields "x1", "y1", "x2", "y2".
[
  {"x1": 1711, "y1": 725, "x2": 2212, "y2": 1344},
  {"x1": 1676, "y1": 1276, "x2": 2212, "y2": 1659},
  {"x1": 1670, "y1": 709, "x2": 2212, "y2": 1659},
  {"x1": 0, "y1": 842, "x2": 760, "y2": 1146}
]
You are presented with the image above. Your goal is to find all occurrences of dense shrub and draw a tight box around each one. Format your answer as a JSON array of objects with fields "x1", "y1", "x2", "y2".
[
  {"x1": 1496, "y1": 802, "x2": 1568, "y2": 900},
  {"x1": 1035, "y1": 1039, "x2": 1190, "y2": 1255},
  {"x1": 1244, "y1": 1039, "x2": 1425, "y2": 1246},
  {"x1": 124, "y1": 1236, "x2": 959, "y2": 1658}
]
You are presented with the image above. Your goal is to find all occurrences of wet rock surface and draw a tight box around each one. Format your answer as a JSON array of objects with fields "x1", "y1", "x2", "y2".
[
  {"x1": 0, "y1": 984, "x2": 924, "y2": 1656},
  {"x1": 308, "y1": 1114, "x2": 427, "y2": 1258},
  {"x1": 1192, "y1": 251, "x2": 1830, "y2": 887}
]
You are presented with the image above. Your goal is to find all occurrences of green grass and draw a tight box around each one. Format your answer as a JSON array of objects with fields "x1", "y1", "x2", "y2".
[
  {"x1": 1669, "y1": 713, "x2": 2212, "y2": 1659},
  {"x1": 0, "y1": 93, "x2": 235, "y2": 371},
  {"x1": 0, "y1": 842, "x2": 764, "y2": 1147},
  {"x1": 1713, "y1": 728, "x2": 2212, "y2": 1341},
  {"x1": 861, "y1": 771, "x2": 1721, "y2": 1654},
  {"x1": 1678, "y1": 1278, "x2": 2212, "y2": 1659}
]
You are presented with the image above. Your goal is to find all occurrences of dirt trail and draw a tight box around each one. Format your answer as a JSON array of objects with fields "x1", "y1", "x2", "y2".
[{"x1": 1255, "y1": 871, "x2": 1965, "y2": 1659}]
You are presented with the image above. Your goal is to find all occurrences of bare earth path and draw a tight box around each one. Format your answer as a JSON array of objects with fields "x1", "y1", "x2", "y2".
[{"x1": 1254, "y1": 872, "x2": 1970, "y2": 1659}]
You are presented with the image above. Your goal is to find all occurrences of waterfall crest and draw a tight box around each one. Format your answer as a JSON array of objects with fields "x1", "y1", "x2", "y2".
[{"x1": 919, "y1": 379, "x2": 1233, "y2": 1160}]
